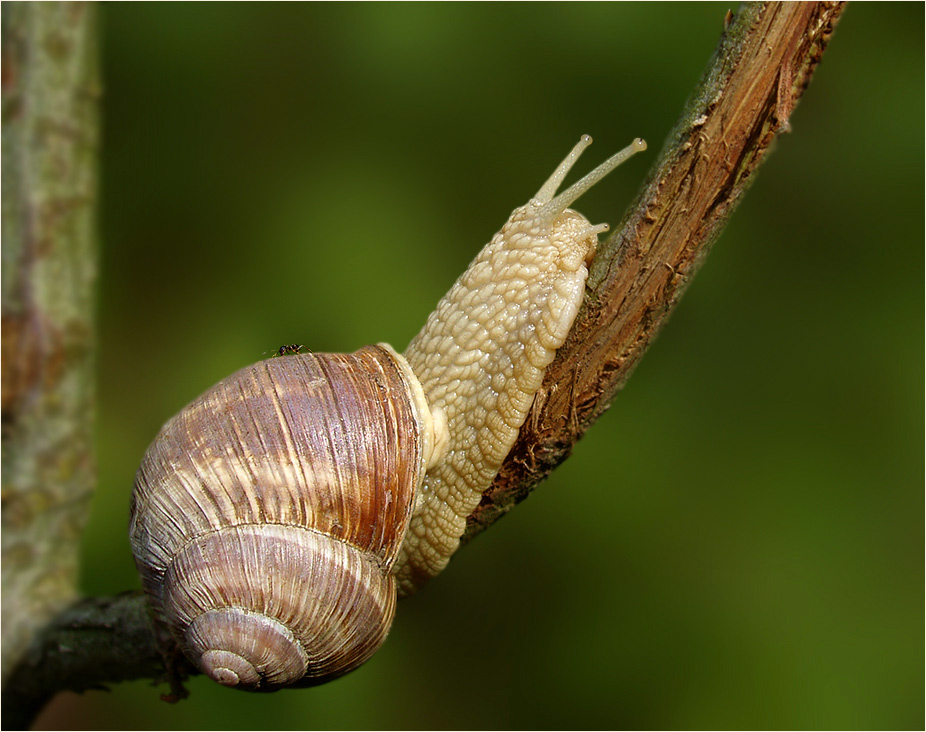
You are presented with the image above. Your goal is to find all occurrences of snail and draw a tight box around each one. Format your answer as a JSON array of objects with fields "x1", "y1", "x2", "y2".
[{"x1": 129, "y1": 134, "x2": 647, "y2": 691}]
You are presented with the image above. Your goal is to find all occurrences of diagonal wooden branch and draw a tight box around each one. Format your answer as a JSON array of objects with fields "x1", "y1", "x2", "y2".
[
  {"x1": 464, "y1": 1, "x2": 846, "y2": 541},
  {"x1": 1, "y1": 2, "x2": 846, "y2": 726}
]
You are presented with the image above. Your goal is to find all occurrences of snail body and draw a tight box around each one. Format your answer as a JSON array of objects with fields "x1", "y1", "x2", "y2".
[{"x1": 130, "y1": 135, "x2": 646, "y2": 690}]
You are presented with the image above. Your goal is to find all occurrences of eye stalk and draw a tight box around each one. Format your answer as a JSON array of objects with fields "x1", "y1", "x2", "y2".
[{"x1": 533, "y1": 135, "x2": 647, "y2": 224}]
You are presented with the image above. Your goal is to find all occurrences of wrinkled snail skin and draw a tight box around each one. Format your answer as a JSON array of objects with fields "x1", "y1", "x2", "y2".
[
  {"x1": 129, "y1": 135, "x2": 646, "y2": 691},
  {"x1": 397, "y1": 135, "x2": 647, "y2": 595}
]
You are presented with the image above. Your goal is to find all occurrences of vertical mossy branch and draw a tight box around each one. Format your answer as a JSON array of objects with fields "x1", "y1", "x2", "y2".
[{"x1": 1, "y1": 0, "x2": 100, "y2": 683}]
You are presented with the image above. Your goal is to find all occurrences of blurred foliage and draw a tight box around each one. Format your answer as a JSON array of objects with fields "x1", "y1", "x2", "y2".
[{"x1": 33, "y1": 3, "x2": 923, "y2": 729}]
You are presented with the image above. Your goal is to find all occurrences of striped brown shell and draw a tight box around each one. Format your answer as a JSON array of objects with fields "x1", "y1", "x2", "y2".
[{"x1": 130, "y1": 345, "x2": 434, "y2": 690}]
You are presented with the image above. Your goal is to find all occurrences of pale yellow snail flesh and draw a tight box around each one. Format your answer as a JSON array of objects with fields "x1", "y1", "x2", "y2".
[{"x1": 129, "y1": 135, "x2": 646, "y2": 691}]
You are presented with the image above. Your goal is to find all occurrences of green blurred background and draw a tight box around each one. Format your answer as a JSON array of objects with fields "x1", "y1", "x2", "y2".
[{"x1": 33, "y1": 3, "x2": 922, "y2": 729}]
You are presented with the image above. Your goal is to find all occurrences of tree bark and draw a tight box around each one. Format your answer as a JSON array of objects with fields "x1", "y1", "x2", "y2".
[
  {"x1": 1, "y1": 0, "x2": 99, "y2": 691},
  {"x1": 0, "y1": 2, "x2": 846, "y2": 727}
]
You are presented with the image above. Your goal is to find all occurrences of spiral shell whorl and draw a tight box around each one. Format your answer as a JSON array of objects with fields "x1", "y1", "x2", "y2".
[
  {"x1": 163, "y1": 526, "x2": 397, "y2": 689},
  {"x1": 191, "y1": 611, "x2": 307, "y2": 688},
  {"x1": 130, "y1": 345, "x2": 430, "y2": 688}
]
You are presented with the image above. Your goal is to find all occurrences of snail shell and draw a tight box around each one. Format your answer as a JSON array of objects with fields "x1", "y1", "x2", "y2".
[
  {"x1": 130, "y1": 344, "x2": 437, "y2": 688},
  {"x1": 130, "y1": 135, "x2": 646, "y2": 690}
]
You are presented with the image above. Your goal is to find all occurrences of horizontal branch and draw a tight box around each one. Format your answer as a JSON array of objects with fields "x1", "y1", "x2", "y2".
[{"x1": 1, "y1": 593, "x2": 192, "y2": 729}]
